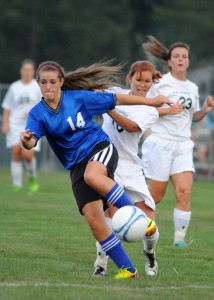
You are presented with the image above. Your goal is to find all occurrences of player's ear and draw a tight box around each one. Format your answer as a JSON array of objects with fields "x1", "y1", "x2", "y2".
[
  {"x1": 60, "y1": 78, "x2": 65, "y2": 87},
  {"x1": 127, "y1": 74, "x2": 131, "y2": 84}
]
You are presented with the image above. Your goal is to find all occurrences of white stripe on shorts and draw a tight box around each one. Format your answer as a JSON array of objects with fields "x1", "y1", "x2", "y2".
[{"x1": 89, "y1": 143, "x2": 113, "y2": 167}]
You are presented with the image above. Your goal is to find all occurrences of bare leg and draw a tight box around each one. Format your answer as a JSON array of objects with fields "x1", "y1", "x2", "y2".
[
  {"x1": 171, "y1": 171, "x2": 193, "y2": 245},
  {"x1": 82, "y1": 200, "x2": 136, "y2": 275},
  {"x1": 82, "y1": 200, "x2": 112, "y2": 241},
  {"x1": 84, "y1": 161, "x2": 115, "y2": 196},
  {"x1": 147, "y1": 179, "x2": 168, "y2": 204},
  {"x1": 11, "y1": 145, "x2": 23, "y2": 188}
]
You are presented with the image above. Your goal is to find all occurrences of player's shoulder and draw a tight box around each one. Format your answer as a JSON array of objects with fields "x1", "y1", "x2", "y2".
[
  {"x1": 29, "y1": 101, "x2": 43, "y2": 116},
  {"x1": 9, "y1": 80, "x2": 22, "y2": 90},
  {"x1": 185, "y1": 78, "x2": 198, "y2": 93},
  {"x1": 63, "y1": 90, "x2": 88, "y2": 98},
  {"x1": 158, "y1": 72, "x2": 171, "y2": 82},
  {"x1": 30, "y1": 78, "x2": 40, "y2": 87}
]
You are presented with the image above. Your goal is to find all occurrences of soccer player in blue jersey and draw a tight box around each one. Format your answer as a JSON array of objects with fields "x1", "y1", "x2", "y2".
[{"x1": 20, "y1": 61, "x2": 171, "y2": 279}]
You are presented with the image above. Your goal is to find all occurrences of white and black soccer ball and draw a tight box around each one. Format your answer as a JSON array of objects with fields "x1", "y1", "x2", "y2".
[{"x1": 112, "y1": 206, "x2": 148, "y2": 243}]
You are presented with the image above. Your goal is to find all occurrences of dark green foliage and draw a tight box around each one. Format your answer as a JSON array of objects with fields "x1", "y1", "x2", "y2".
[{"x1": 0, "y1": 0, "x2": 213, "y2": 83}]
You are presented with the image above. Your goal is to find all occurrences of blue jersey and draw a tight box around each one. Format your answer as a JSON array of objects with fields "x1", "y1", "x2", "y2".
[{"x1": 26, "y1": 90, "x2": 116, "y2": 169}]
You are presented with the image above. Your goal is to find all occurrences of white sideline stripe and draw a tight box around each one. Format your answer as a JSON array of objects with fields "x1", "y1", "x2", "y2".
[{"x1": 0, "y1": 282, "x2": 214, "y2": 291}]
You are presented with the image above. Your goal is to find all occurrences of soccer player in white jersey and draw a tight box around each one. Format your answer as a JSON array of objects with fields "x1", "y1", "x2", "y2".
[
  {"x1": 141, "y1": 36, "x2": 214, "y2": 248},
  {"x1": 2, "y1": 59, "x2": 41, "y2": 192},
  {"x1": 93, "y1": 61, "x2": 183, "y2": 277}
]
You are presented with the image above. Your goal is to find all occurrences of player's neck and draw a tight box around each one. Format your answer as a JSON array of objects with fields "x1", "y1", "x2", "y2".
[
  {"x1": 21, "y1": 78, "x2": 32, "y2": 84},
  {"x1": 44, "y1": 92, "x2": 62, "y2": 110},
  {"x1": 170, "y1": 71, "x2": 186, "y2": 81}
]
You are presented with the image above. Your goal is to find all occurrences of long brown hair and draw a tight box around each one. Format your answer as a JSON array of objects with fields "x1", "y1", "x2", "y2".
[
  {"x1": 36, "y1": 60, "x2": 122, "y2": 91},
  {"x1": 126, "y1": 60, "x2": 162, "y2": 84},
  {"x1": 143, "y1": 35, "x2": 190, "y2": 65}
]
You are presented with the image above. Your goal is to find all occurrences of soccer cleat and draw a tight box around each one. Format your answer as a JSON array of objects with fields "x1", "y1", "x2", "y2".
[
  {"x1": 174, "y1": 241, "x2": 188, "y2": 248},
  {"x1": 146, "y1": 218, "x2": 157, "y2": 236},
  {"x1": 114, "y1": 268, "x2": 138, "y2": 279},
  {"x1": 143, "y1": 250, "x2": 158, "y2": 276},
  {"x1": 93, "y1": 266, "x2": 107, "y2": 277},
  {"x1": 29, "y1": 177, "x2": 39, "y2": 193}
]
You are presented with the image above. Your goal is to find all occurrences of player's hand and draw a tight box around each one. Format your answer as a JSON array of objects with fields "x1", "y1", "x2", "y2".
[
  {"x1": 152, "y1": 95, "x2": 173, "y2": 107},
  {"x1": 20, "y1": 129, "x2": 34, "y2": 143},
  {"x1": 23, "y1": 112, "x2": 28, "y2": 119},
  {"x1": 2, "y1": 123, "x2": 9, "y2": 135},
  {"x1": 202, "y1": 95, "x2": 214, "y2": 113},
  {"x1": 168, "y1": 102, "x2": 184, "y2": 115}
]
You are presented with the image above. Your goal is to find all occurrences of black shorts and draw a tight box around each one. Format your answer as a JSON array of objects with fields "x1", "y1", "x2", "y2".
[{"x1": 70, "y1": 141, "x2": 118, "y2": 214}]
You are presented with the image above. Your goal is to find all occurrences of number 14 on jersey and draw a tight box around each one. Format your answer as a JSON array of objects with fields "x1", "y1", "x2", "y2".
[{"x1": 67, "y1": 112, "x2": 86, "y2": 131}]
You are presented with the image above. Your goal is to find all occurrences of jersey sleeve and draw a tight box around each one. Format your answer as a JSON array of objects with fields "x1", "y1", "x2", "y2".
[
  {"x1": 1, "y1": 85, "x2": 14, "y2": 110},
  {"x1": 146, "y1": 86, "x2": 159, "y2": 98},
  {"x1": 81, "y1": 91, "x2": 116, "y2": 116},
  {"x1": 129, "y1": 106, "x2": 159, "y2": 134},
  {"x1": 193, "y1": 88, "x2": 200, "y2": 113},
  {"x1": 26, "y1": 106, "x2": 45, "y2": 142}
]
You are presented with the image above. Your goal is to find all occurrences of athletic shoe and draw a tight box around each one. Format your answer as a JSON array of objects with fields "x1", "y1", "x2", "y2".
[
  {"x1": 143, "y1": 250, "x2": 158, "y2": 276},
  {"x1": 114, "y1": 268, "x2": 138, "y2": 279},
  {"x1": 174, "y1": 241, "x2": 187, "y2": 248},
  {"x1": 29, "y1": 177, "x2": 39, "y2": 193},
  {"x1": 93, "y1": 266, "x2": 107, "y2": 277},
  {"x1": 146, "y1": 218, "x2": 157, "y2": 236}
]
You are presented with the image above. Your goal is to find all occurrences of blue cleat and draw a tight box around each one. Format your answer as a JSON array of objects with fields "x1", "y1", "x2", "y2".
[{"x1": 174, "y1": 241, "x2": 187, "y2": 248}]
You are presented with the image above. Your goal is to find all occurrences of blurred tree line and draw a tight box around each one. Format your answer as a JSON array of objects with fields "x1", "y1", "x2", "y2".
[{"x1": 0, "y1": 0, "x2": 213, "y2": 83}]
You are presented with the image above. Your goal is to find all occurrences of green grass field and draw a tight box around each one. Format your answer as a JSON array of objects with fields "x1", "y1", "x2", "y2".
[{"x1": 0, "y1": 168, "x2": 214, "y2": 300}]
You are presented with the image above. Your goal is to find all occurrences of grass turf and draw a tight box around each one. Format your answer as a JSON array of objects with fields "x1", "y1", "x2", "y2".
[{"x1": 0, "y1": 168, "x2": 213, "y2": 300}]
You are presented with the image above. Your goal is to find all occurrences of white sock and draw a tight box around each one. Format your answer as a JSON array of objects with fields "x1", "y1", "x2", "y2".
[
  {"x1": 94, "y1": 217, "x2": 111, "y2": 269},
  {"x1": 24, "y1": 158, "x2": 37, "y2": 178},
  {"x1": 94, "y1": 241, "x2": 109, "y2": 270},
  {"x1": 143, "y1": 227, "x2": 159, "y2": 254},
  {"x1": 11, "y1": 161, "x2": 23, "y2": 187},
  {"x1": 174, "y1": 208, "x2": 191, "y2": 243}
]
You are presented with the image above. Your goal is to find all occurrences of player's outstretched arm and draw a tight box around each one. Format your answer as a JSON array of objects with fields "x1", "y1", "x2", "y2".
[
  {"x1": 116, "y1": 94, "x2": 172, "y2": 107},
  {"x1": 2, "y1": 109, "x2": 10, "y2": 135},
  {"x1": 193, "y1": 95, "x2": 214, "y2": 122},
  {"x1": 108, "y1": 110, "x2": 141, "y2": 133},
  {"x1": 20, "y1": 129, "x2": 36, "y2": 150},
  {"x1": 157, "y1": 102, "x2": 184, "y2": 116}
]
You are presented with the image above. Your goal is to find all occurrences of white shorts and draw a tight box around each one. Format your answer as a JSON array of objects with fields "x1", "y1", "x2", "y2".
[
  {"x1": 142, "y1": 134, "x2": 195, "y2": 181},
  {"x1": 114, "y1": 161, "x2": 155, "y2": 211},
  {"x1": 6, "y1": 124, "x2": 41, "y2": 152}
]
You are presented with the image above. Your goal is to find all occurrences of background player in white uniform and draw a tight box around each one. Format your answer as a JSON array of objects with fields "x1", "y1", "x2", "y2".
[
  {"x1": 2, "y1": 59, "x2": 41, "y2": 192},
  {"x1": 93, "y1": 61, "x2": 183, "y2": 277},
  {"x1": 142, "y1": 36, "x2": 214, "y2": 247}
]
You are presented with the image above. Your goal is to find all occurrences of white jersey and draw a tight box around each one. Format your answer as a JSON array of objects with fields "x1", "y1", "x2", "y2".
[
  {"x1": 102, "y1": 88, "x2": 159, "y2": 165},
  {"x1": 2, "y1": 79, "x2": 41, "y2": 127},
  {"x1": 147, "y1": 72, "x2": 200, "y2": 141}
]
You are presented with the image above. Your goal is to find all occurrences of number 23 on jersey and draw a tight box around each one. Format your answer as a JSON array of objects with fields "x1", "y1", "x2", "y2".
[{"x1": 67, "y1": 112, "x2": 86, "y2": 131}]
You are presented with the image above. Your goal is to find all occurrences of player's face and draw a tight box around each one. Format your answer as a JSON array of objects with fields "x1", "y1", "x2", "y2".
[
  {"x1": 168, "y1": 47, "x2": 190, "y2": 74},
  {"x1": 20, "y1": 64, "x2": 35, "y2": 83},
  {"x1": 38, "y1": 71, "x2": 64, "y2": 101},
  {"x1": 129, "y1": 71, "x2": 153, "y2": 97}
]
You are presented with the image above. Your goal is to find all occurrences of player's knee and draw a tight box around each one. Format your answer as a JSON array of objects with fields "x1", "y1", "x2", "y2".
[
  {"x1": 152, "y1": 192, "x2": 164, "y2": 204},
  {"x1": 12, "y1": 147, "x2": 22, "y2": 161},
  {"x1": 176, "y1": 186, "x2": 191, "y2": 201},
  {"x1": 85, "y1": 213, "x2": 102, "y2": 232}
]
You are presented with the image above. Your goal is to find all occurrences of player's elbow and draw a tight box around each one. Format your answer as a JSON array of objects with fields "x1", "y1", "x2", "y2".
[{"x1": 125, "y1": 124, "x2": 141, "y2": 133}]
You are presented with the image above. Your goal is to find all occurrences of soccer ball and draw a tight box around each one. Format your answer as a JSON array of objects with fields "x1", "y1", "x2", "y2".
[{"x1": 112, "y1": 206, "x2": 148, "y2": 243}]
